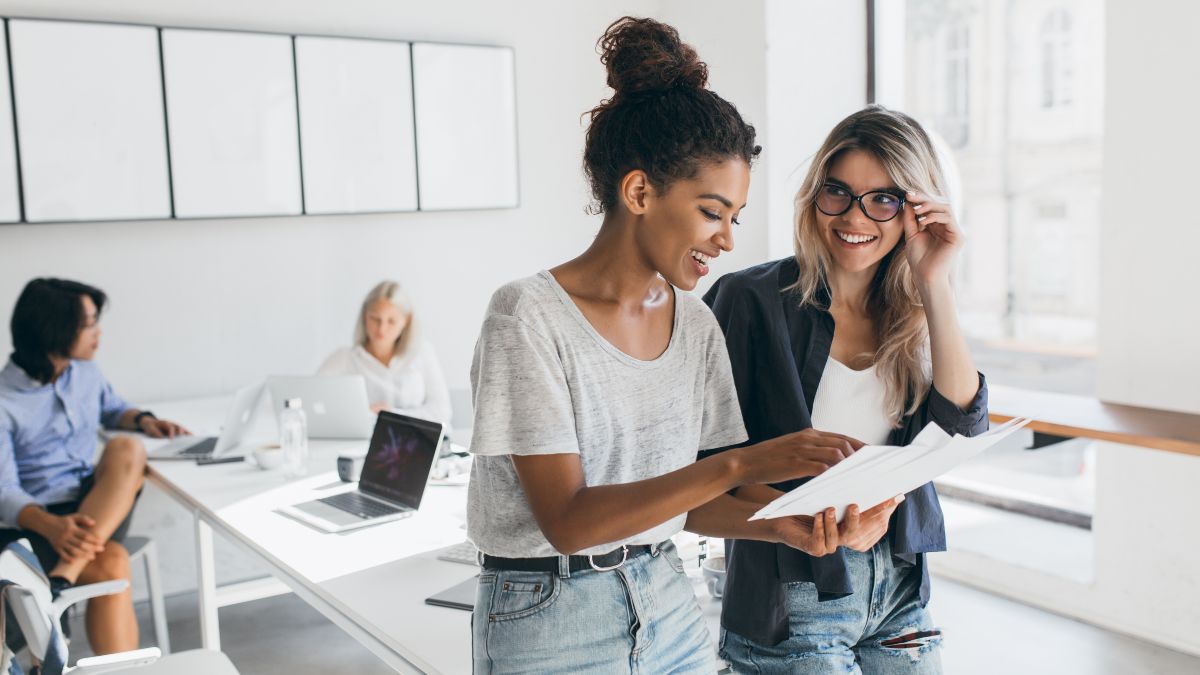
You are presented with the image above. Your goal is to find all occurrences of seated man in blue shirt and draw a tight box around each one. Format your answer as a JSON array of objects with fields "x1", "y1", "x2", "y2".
[{"x1": 0, "y1": 278, "x2": 188, "y2": 655}]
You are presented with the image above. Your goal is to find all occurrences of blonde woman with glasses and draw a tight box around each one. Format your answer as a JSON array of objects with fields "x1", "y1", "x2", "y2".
[
  {"x1": 699, "y1": 106, "x2": 989, "y2": 674},
  {"x1": 318, "y1": 281, "x2": 451, "y2": 427}
]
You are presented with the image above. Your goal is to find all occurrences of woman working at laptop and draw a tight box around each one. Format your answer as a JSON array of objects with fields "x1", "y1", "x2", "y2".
[{"x1": 318, "y1": 280, "x2": 452, "y2": 427}]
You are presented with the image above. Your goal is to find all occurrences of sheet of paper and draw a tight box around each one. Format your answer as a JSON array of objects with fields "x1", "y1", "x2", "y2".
[{"x1": 751, "y1": 418, "x2": 1030, "y2": 521}]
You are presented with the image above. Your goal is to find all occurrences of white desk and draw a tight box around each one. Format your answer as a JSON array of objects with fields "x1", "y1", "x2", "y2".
[{"x1": 139, "y1": 395, "x2": 722, "y2": 674}]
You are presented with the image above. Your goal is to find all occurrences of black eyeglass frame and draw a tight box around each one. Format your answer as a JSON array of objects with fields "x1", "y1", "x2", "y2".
[{"x1": 815, "y1": 183, "x2": 907, "y2": 223}]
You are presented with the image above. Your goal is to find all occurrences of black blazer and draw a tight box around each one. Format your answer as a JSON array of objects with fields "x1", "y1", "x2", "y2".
[{"x1": 701, "y1": 257, "x2": 989, "y2": 646}]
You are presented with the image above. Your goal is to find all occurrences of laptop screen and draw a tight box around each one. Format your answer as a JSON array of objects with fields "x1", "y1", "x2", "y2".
[{"x1": 358, "y1": 411, "x2": 442, "y2": 509}]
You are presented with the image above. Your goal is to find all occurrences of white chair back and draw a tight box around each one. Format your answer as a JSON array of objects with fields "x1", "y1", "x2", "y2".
[{"x1": 0, "y1": 539, "x2": 58, "y2": 661}]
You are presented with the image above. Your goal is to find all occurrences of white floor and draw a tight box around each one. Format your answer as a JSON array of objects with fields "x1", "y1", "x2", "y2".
[{"x1": 931, "y1": 577, "x2": 1200, "y2": 675}]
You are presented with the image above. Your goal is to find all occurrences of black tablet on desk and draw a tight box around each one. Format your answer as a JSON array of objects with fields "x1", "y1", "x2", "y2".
[{"x1": 425, "y1": 576, "x2": 477, "y2": 611}]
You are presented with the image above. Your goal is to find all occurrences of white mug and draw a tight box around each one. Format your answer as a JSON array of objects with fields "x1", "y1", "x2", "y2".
[
  {"x1": 701, "y1": 555, "x2": 726, "y2": 599},
  {"x1": 253, "y1": 445, "x2": 285, "y2": 471}
]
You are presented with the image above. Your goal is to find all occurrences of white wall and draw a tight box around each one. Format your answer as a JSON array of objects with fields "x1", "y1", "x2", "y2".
[
  {"x1": 764, "y1": 0, "x2": 866, "y2": 260},
  {"x1": 0, "y1": 0, "x2": 772, "y2": 405},
  {"x1": 1097, "y1": 0, "x2": 1200, "y2": 415},
  {"x1": 0, "y1": 0, "x2": 774, "y2": 597}
]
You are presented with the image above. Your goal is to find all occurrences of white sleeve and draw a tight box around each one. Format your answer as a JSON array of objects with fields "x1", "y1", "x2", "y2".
[{"x1": 393, "y1": 342, "x2": 453, "y2": 428}]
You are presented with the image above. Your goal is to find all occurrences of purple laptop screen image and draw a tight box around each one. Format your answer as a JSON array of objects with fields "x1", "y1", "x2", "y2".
[{"x1": 358, "y1": 412, "x2": 441, "y2": 508}]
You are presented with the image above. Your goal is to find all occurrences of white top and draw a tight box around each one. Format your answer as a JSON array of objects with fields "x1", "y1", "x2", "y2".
[
  {"x1": 810, "y1": 358, "x2": 894, "y2": 446},
  {"x1": 466, "y1": 271, "x2": 748, "y2": 557},
  {"x1": 317, "y1": 341, "x2": 452, "y2": 428}
]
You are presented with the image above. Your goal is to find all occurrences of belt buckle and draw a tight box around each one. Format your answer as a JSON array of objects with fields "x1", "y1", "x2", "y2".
[{"x1": 588, "y1": 545, "x2": 629, "y2": 572}]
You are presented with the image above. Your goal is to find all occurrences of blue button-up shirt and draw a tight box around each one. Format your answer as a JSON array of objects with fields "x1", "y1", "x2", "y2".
[{"x1": 0, "y1": 358, "x2": 130, "y2": 525}]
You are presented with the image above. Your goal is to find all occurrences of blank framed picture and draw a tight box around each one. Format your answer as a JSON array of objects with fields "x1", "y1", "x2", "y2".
[
  {"x1": 295, "y1": 36, "x2": 417, "y2": 214},
  {"x1": 412, "y1": 43, "x2": 518, "y2": 211},
  {"x1": 0, "y1": 23, "x2": 20, "y2": 223},
  {"x1": 162, "y1": 28, "x2": 302, "y2": 218},
  {"x1": 8, "y1": 19, "x2": 170, "y2": 223}
]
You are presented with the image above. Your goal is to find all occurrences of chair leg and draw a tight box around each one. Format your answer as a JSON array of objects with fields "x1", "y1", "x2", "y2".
[{"x1": 141, "y1": 540, "x2": 171, "y2": 654}]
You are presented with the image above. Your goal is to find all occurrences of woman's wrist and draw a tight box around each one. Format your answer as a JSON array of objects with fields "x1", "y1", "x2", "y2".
[
  {"x1": 717, "y1": 447, "x2": 749, "y2": 491},
  {"x1": 915, "y1": 276, "x2": 953, "y2": 301},
  {"x1": 758, "y1": 516, "x2": 788, "y2": 544}
]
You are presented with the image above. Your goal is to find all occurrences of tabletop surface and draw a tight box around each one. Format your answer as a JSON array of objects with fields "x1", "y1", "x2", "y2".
[
  {"x1": 988, "y1": 384, "x2": 1200, "y2": 457},
  {"x1": 140, "y1": 395, "x2": 722, "y2": 674}
]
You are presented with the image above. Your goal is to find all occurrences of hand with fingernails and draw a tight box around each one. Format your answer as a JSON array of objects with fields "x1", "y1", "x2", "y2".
[
  {"x1": 838, "y1": 495, "x2": 906, "y2": 552},
  {"x1": 768, "y1": 494, "x2": 903, "y2": 556},
  {"x1": 902, "y1": 191, "x2": 963, "y2": 287}
]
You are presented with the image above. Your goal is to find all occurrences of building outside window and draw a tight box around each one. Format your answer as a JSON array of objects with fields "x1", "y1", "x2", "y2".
[
  {"x1": 1041, "y1": 8, "x2": 1074, "y2": 109},
  {"x1": 876, "y1": 0, "x2": 1104, "y2": 396}
]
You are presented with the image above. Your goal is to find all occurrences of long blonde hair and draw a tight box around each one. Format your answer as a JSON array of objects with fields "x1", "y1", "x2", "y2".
[
  {"x1": 354, "y1": 280, "x2": 420, "y2": 362},
  {"x1": 791, "y1": 106, "x2": 947, "y2": 423}
]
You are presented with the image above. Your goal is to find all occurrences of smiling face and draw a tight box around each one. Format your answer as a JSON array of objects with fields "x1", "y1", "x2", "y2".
[
  {"x1": 815, "y1": 148, "x2": 906, "y2": 275},
  {"x1": 67, "y1": 294, "x2": 101, "y2": 361},
  {"x1": 634, "y1": 158, "x2": 751, "y2": 291}
]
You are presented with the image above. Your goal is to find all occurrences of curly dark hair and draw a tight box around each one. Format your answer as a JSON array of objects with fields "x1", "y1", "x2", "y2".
[{"x1": 583, "y1": 17, "x2": 761, "y2": 214}]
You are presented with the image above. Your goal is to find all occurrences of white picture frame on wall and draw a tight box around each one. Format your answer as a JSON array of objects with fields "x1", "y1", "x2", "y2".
[
  {"x1": 0, "y1": 22, "x2": 20, "y2": 223},
  {"x1": 294, "y1": 36, "x2": 418, "y2": 214},
  {"x1": 8, "y1": 19, "x2": 171, "y2": 223},
  {"x1": 412, "y1": 43, "x2": 518, "y2": 211},
  {"x1": 162, "y1": 28, "x2": 302, "y2": 218}
]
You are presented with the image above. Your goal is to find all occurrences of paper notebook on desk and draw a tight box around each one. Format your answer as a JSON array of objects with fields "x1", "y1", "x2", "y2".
[{"x1": 751, "y1": 417, "x2": 1031, "y2": 521}]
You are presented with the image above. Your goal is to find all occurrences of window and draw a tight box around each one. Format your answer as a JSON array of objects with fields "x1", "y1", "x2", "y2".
[
  {"x1": 942, "y1": 23, "x2": 970, "y2": 147},
  {"x1": 873, "y1": 0, "x2": 1105, "y2": 396},
  {"x1": 872, "y1": 1, "x2": 1106, "y2": 581},
  {"x1": 1041, "y1": 8, "x2": 1074, "y2": 108}
]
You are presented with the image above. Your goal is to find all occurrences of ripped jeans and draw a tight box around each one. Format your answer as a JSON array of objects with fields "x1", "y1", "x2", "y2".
[{"x1": 720, "y1": 537, "x2": 942, "y2": 674}]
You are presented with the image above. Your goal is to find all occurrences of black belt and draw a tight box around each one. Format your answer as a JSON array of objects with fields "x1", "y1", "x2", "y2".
[{"x1": 481, "y1": 544, "x2": 656, "y2": 573}]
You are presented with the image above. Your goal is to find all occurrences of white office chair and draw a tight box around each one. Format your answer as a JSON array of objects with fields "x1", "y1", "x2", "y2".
[
  {"x1": 0, "y1": 539, "x2": 237, "y2": 675},
  {"x1": 122, "y1": 537, "x2": 168, "y2": 654}
]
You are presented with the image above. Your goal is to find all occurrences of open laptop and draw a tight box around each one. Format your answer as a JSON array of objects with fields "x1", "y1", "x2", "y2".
[
  {"x1": 278, "y1": 410, "x2": 443, "y2": 533},
  {"x1": 266, "y1": 375, "x2": 372, "y2": 439},
  {"x1": 147, "y1": 383, "x2": 264, "y2": 461}
]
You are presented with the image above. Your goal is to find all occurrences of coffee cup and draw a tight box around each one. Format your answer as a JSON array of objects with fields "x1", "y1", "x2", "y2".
[
  {"x1": 253, "y1": 445, "x2": 285, "y2": 471},
  {"x1": 701, "y1": 555, "x2": 726, "y2": 599}
]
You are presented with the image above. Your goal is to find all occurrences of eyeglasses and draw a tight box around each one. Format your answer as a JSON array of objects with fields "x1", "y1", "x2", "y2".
[{"x1": 815, "y1": 183, "x2": 906, "y2": 222}]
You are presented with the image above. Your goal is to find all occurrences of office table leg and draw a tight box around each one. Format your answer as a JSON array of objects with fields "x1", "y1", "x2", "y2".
[{"x1": 194, "y1": 515, "x2": 221, "y2": 650}]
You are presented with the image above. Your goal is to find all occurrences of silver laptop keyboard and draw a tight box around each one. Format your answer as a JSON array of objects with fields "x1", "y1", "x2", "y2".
[
  {"x1": 437, "y1": 541, "x2": 480, "y2": 566},
  {"x1": 177, "y1": 437, "x2": 217, "y2": 457},
  {"x1": 318, "y1": 491, "x2": 405, "y2": 519}
]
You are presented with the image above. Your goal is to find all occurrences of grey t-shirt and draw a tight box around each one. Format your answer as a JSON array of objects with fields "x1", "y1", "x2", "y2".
[{"x1": 466, "y1": 271, "x2": 748, "y2": 558}]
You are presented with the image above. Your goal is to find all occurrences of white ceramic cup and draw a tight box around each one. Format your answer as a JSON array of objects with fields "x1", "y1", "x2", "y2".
[
  {"x1": 253, "y1": 445, "x2": 285, "y2": 471},
  {"x1": 701, "y1": 555, "x2": 726, "y2": 599}
]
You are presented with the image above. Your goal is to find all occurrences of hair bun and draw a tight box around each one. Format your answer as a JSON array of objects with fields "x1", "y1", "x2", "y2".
[{"x1": 598, "y1": 17, "x2": 708, "y2": 97}]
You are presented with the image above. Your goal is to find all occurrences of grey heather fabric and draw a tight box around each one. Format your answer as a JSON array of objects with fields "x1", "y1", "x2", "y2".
[{"x1": 466, "y1": 271, "x2": 747, "y2": 557}]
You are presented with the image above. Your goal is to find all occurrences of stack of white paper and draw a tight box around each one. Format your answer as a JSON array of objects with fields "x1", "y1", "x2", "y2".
[{"x1": 750, "y1": 417, "x2": 1031, "y2": 521}]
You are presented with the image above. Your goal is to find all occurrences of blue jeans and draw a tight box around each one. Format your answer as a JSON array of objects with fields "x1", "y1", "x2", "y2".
[
  {"x1": 720, "y1": 538, "x2": 942, "y2": 674},
  {"x1": 472, "y1": 541, "x2": 715, "y2": 674}
]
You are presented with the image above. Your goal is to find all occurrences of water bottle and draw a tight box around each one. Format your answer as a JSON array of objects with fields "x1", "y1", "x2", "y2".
[{"x1": 280, "y1": 398, "x2": 309, "y2": 478}]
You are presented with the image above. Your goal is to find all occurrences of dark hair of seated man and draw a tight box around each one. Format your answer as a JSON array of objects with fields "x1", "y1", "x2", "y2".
[{"x1": 10, "y1": 278, "x2": 108, "y2": 384}]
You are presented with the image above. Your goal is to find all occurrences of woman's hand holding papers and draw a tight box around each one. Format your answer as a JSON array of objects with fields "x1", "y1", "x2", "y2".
[
  {"x1": 730, "y1": 429, "x2": 863, "y2": 486},
  {"x1": 769, "y1": 508, "x2": 840, "y2": 557},
  {"x1": 837, "y1": 495, "x2": 904, "y2": 552},
  {"x1": 764, "y1": 494, "x2": 903, "y2": 556}
]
